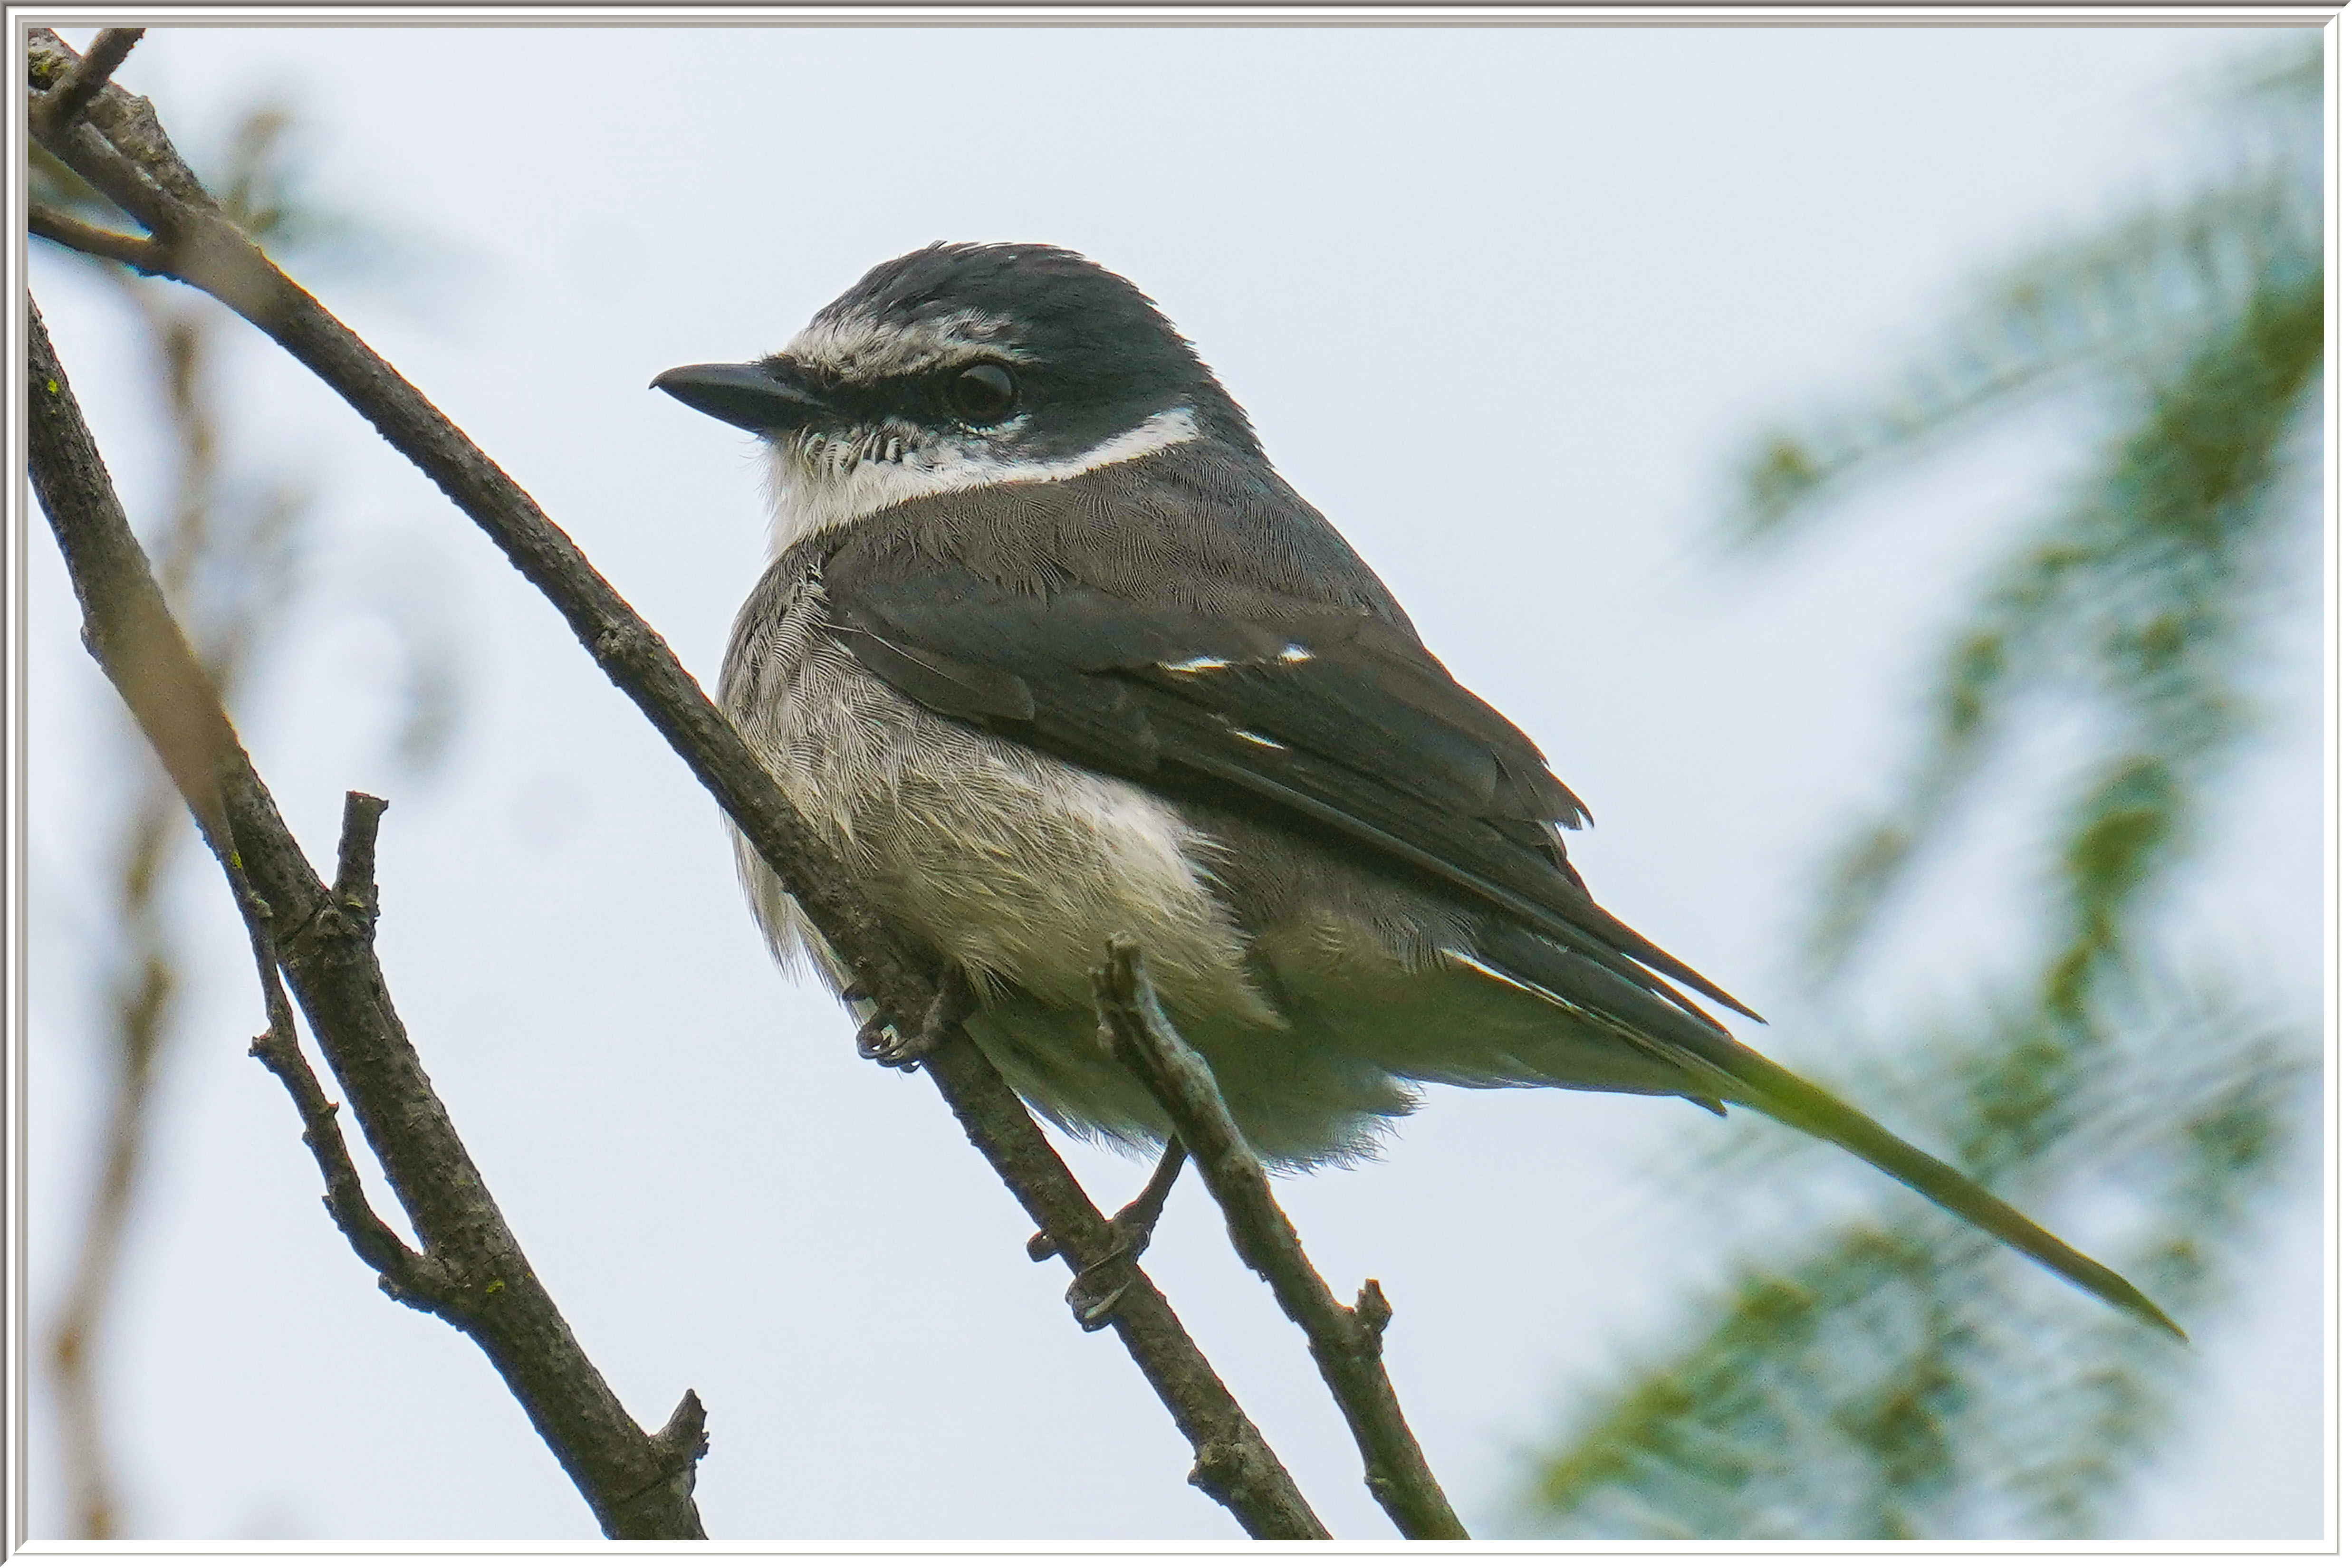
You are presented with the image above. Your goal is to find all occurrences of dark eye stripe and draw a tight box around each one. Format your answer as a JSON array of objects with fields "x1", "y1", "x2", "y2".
[{"x1": 793, "y1": 362, "x2": 1024, "y2": 432}]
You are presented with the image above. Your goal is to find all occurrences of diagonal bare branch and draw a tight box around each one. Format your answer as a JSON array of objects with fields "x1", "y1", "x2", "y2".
[
  {"x1": 41, "y1": 253, "x2": 293, "y2": 1538},
  {"x1": 29, "y1": 296, "x2": 708, "y2": 1540},
  {"x1": 1094, "y1": 942, "x2": 1468, "y2": 1539},
  {"x1": 32, "y1": 27, "x2": 144, "y2": 138}
]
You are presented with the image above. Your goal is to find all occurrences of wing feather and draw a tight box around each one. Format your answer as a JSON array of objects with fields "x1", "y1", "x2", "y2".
[{"x1": 824, "y1": 555, "x2": 1761, "y2": 1027}]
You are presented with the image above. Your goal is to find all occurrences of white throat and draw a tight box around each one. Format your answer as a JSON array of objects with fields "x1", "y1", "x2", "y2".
[{"x1": 762, "y1": 405, "x2": 1200, "y2": 559}]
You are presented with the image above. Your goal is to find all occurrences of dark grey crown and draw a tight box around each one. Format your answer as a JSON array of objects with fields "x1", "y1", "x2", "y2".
[{"x1": 816, "y1": 242, "x2": 1262, "y2": 459}]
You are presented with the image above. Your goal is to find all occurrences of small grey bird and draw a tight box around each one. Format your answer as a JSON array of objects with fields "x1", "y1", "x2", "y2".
[{"x1": 657, "y1": 241, "x2": 2176, "y2": 1335}]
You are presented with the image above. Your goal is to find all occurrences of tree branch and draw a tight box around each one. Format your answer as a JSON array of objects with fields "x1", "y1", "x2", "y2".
[
  {"x1": 1094, "y1": 941, "x2": 1468, "y2": 1540},
  {"x1": 29, "y1": 296, "x2": 707, "y2": 1540},
  {"x1": 233, "y1": 794, "x2": 456, "y2": 1309},
  {"x1": 917, "y1": 1030, "x2": 1324, "y2": 1534},
  {"x1": 44, "y1": 271, "x2": 299, "y2": 1537},
  {"x1": 31, "y1": 27, "x2": 143, "y2": 138},
  {"x1": 29, "y1": 201, "x2": 160, "y2": 271},
  {"x1": 27, "y1": 31, "x2": 1328, "y2": 1539}
]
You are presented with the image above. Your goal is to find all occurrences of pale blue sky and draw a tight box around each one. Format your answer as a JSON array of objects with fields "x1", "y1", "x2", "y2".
[{"x1": 24, "y1": 21, "x2": 2324, "y2": 1541}]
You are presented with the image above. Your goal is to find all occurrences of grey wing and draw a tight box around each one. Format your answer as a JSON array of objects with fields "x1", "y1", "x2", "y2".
[{"x1": 819, "y1": 535, "x2": 1761, "y2": 1035}]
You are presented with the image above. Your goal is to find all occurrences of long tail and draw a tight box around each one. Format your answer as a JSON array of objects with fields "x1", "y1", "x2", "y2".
[
  {"x1": 1478, "y1": 925, "x2": 2184, "y2": 1339},
  {"x1": 1708, "y1": 1042, "x2": 2184, "y2": 1338}
]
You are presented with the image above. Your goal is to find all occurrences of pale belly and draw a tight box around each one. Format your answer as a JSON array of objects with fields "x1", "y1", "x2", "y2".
[{"x1": 722, "y1": 571, "x2": 1279, "y2": 1017}]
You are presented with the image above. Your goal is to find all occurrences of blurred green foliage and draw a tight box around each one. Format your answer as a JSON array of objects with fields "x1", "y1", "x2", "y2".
[{"x1": 1517, "y1": 37, "x2": 2319, "y2": 1541}]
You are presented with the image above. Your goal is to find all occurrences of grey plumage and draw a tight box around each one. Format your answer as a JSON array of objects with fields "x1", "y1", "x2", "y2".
[
  {"x1": 663, "y1": 241, "x2": 2180, "y2": 1335},
  {"x1": 718, "y1": 465, "x2": 1699, "y2": 1166}
]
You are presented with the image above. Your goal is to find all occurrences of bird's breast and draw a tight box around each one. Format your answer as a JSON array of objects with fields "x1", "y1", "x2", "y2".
[{"x1": 718, "y1": 563, "x2": 1281, "y2": 1026}]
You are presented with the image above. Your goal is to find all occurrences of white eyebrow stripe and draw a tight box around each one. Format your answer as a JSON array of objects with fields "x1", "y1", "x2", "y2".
[
  {"x1": 784, "y1": 308, "x2": 1026, "y2": 381},
  {"x1": 1161, "y1": 655, "x2": 1237, "y2": 674},
  {"x1": 1228, "y1": 728, "x2": 1287, "y2": 750}
]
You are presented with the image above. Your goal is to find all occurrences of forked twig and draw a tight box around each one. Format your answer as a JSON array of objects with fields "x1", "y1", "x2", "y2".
[
  {"x1": 29, "y1": 299, "x2": 708, "y2": 1540},
  {"x1": 1094, "y1": 940, "x2": 1468, "y2": 1539}
]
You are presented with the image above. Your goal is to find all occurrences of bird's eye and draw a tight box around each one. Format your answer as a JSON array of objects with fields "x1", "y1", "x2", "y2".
[{"x1": 944, "y1": 362, "x2": 1018, "y2": 426}]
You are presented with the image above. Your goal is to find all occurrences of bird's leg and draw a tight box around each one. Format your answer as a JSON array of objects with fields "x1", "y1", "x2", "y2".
[
  {"x1": 1111, "y1": 1132, "x2": 1189, "y2": 1253},
  {"x1": 1035, "y1": 1137, "x2": 1189, "y2": 1330},
  {"x1": 1028, "y1": 1135, "x2": 1189, "y2": 1264}
]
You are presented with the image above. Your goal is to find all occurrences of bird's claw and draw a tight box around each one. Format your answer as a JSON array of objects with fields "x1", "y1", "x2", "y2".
[
  {"x1": 1061, "y1": 1233, "x2": 1143, "y2": 1330},
  {"x1": 1064, "y1": 1265, "x2": 1131, "y2": 1330},
  {"x1": 856, "y1": 972, "x2": 977, "y2": 1072},
  {"x1": 1027, "y1": 1191, "x2": 1162, "y2": 1271},
  {"x1": 1043, "y1": 1138, "x2": 1189, "y2": 1331},
  {"x1": 1033, "y1": 1205, "x2": 1153, "y2": 1329},
  {"x1": 855, "y1": 1018, "x2": 924, "y2": 1071}
]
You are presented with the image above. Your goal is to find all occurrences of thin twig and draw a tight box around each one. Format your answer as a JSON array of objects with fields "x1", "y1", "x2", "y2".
[
  {"x1": 27, "y1": 106, "x2": 177, "y2": 244},
  {"x1": 1094, "y1": 941, "x2": 1469, "y2": 1540},
  {"x1": 30, "y1": 29, "x2": 208, "y2": 210},
  {"x1": 29, "y1": 201, "x2": 159, "y2": 270},
  {"x1": 32, "y1": 27, "x2": 143, "y2": 137},
  {"x1": 29, "y1": 296, "x2": 708, "y2": 1541},
  {"x1": 230, "y1": 794, "x2": 453, "y2": 1307},
  {"x1": 332, "y1": 791, "x2": 387, "y2": 912},
  {"x1": 24, "y1": 30, "x2": 1329, "y2": 1540}
]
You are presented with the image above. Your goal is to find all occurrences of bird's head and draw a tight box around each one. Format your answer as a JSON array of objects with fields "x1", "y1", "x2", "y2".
[{"x1": 656, "y1": 242, "x2": 1258, "y2": 552}]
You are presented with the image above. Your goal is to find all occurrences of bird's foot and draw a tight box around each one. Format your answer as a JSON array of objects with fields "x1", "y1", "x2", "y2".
[
  {"x1": 855, "y1": 1017, "x2": 922, "y2": 1072},
  {"x1": 1033, "y1": 1138, "x2": 1189, "y2": 1331},
  {"x1": 1063, "y1": 1263, "x2": 1131, "y2": 1330},
  {"x1": 854, "y1": 970, "x2": 976, "y2": 1072}
]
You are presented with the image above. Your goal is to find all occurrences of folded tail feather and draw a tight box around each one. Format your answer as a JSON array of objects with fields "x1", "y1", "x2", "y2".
[{"x1": 1473, "y1": 924, "x2": 2185, "y2": 1339}]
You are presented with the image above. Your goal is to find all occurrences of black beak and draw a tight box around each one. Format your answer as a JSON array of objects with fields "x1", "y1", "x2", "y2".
[{"x1": 651, "y1": 360, "x2": 831, "y2": 433}]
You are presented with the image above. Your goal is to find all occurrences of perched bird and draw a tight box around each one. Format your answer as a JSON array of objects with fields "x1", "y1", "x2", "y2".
[{"x1": 656, "y1": 242, "x2": 2177, "y2": 1335}]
